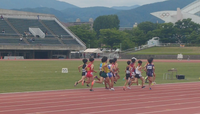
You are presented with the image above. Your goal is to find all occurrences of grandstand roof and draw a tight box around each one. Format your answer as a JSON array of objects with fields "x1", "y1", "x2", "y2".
[
  {"x1": 0, "y1": 9, "x2": 54, "y2": 17},
  {"x1": 151, "y1": 0, "x2": 200, "y2": 24}
]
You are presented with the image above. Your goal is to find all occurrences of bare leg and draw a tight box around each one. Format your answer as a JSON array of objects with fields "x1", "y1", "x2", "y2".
[
  {"x1": 148, "y1": 77, "x2": 153, "y2": 89},
  {"x1": 78, "y1": 76, "x2": 85, "y2": 83},
  {"x1": 140, "y1": 77, "x2": 145, "y2": 88},
  {"x1": 105, "y1": 77, "x2": 111, "y2": 89}
]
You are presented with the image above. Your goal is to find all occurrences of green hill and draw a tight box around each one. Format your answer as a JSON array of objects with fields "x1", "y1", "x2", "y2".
[
  {"x1": 7, "y1": 0, "x2": 197, "y2": 26},
  {"x1": 0, "y1": 0, "x2": 78, "y2": 10},
  {"x1": 130, "y1": 47, "x2": 200, "y2": 55},
  {"x1": 61, "y1": 7, "x2": 119, "y2": 22}
]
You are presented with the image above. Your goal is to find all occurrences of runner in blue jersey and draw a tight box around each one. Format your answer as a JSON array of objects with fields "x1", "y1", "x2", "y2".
[{"x1": 145, "y1": 58, "x2": 155, "y2": 90}]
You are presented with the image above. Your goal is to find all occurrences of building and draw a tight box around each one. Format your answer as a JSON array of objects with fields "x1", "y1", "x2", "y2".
[
  {"x1": 151, "y1": 0, "x2": 200, "y2": 24},
  {"x1": 0, "y1": 9, "x2": 86, "y2": 59},
  {"x1": 63, "y1": 18, "x2": 94, "y2": 29}
]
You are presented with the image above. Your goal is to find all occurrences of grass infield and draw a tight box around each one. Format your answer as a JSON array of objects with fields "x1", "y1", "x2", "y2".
[{"x1": 0, "y1": 60, "x2": 199, "y2": 93}]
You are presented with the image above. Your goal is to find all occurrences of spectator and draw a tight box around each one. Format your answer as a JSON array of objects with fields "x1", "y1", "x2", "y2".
[
  {"x1": 45, "y1": 31, "x2": 48, "y2": 35},
  {"x1": 2, "y1": 29, "x2": 5, "y2": 33},
  {"x1": 20, "y1": 37, "x2": 23, "y2": 41},
  {"x1": 37, "y1": 15, "x2": 40, "y2": 20},
  {"x1": 83, "y1": 53, "x2": 85, "y2": 58},
  {"x1": 1, "y1": 15, "x2": 3, "y2": 20},
  {"x1": 97, "y1": 53, "x2": 100, "y2": 58}
]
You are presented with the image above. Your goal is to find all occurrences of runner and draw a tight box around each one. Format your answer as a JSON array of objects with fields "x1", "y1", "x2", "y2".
[
  {"x1": 123, "y1": 61, "x2": 131, "y2": 90},
  {"x1": 84, "y1": 58, "x2": 97, "y2": 91},
  {"x1": 134, "y1": 60, "x2": 145, "y2": 88},
  {"x1": 144, "y1": 58, "x2": 156, "y2": 85},
  {"x1": 128, "y1": 57, "x2": 138, "y2": 88},
  {"x1": 113, "y1": 58, "x2": 120, "y2": 84},
  {"x1": 91, "y1": 56, "x2": 112, "y2": 91},
  {"x1": 74, "y1": 59, "x2": 89, "y2": 87},
  {"x1": 107, "y1": 59, "x2": 115, "y2": 90},
  {"x1": 145, "y1": 58, "x2": 155, "y2": 90}
]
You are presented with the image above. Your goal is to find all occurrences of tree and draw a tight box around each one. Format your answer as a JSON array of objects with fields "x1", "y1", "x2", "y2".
[
  {"x1": 69, "y1": 24, "x2": 97, "y2": 48},
  {"x1": 174, "y1": 18, "x2": 200, "y2": 43},
  {"x1": 93, "y1": 15, "x2": 120, "y2": 37},
  {"x1": 137, "y1": 21, "x2": 157, "y2": 34},
  {"x1": 99, "y1": 28, "x2": 123, "y2": 50}
]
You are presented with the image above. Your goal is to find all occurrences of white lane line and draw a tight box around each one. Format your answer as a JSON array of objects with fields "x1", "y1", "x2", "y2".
[{"x1": 0, "y1": 87, "x2": 200, "y2": 105}]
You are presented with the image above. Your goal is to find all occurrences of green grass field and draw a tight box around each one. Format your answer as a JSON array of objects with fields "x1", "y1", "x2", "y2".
[
  {"x1": 0, "y1": 60, "x2": 199, "y2": 93},
  {"x1": 130, "y1": 47, "x2": 200, "y2": 55}
]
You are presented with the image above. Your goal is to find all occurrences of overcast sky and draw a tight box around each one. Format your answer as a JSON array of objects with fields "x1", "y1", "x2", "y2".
[{"x1": 58, "y1": 0, "x2": 166, "y2": 8}]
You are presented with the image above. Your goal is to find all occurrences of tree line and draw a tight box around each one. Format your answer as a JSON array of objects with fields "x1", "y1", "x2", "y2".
[{"x1": 69, "y1": 15, "x2": 200, "y2": 50}]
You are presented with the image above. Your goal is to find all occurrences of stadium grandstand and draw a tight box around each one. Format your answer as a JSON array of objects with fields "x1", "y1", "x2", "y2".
[{"x1": 0, "y1": 9, "x2": 86, "y2": 59}]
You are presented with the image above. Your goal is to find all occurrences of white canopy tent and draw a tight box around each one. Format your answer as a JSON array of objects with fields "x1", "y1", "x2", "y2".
[{"x1": 84, "y1": 48, "x2": 103, "y2": 53}]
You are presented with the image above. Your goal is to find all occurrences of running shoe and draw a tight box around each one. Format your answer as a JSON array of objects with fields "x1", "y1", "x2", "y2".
[
  {"x1": 152, "y1": 82, "x2": 156, "y2": 85},
  {"x1": 142, "y1": 86, "x2": 146, "y2": 89},
  {"x1": 74, "y1": 82, "x2": 78, "y2": 87},
  {"x1": 105, "y1": 87, "x2": 109, "y2": 89},
  {"x1": 90, "y1": 89, "x2": 94, "y2": 91},
  {"x1": 109, "y1": 88, "x2": 115, "y2": 91},
  {"x1": 127, "y1": 87, "x2": 131, "y2": 90},
  {"x1": 86, "y1": 84, "x2": 90, "y2": 87},
  {"x1": 149, "y1": 88, "x2": 152, "y2": 90},
  {"x1": 114, "y1": 82, "x2": 116, "y2": 84},
  {"x1": 94, "y1": 76, "x2": 98, "y2": 79},
  {"x1": 123, "y1": 86, "x2": 126, "y2": 91}
]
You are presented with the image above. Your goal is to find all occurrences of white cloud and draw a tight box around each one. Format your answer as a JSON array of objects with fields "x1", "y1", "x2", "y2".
[{"x1": 58, "y1": 0, "x2": 166, "y2": 8}]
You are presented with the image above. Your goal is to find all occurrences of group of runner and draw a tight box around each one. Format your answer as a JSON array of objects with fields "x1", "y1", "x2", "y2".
[{"x1": 74, "y1": 56, "x2": 156, "y2": 91}]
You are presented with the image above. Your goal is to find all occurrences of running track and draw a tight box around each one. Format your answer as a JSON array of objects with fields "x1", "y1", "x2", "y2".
[{"x1": 0, "y1": 82, "x2": 200, "y2": 114}]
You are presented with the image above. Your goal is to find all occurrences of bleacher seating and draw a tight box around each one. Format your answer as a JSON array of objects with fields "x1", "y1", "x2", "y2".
[
  {"x1": 0, "y1": 38, "x2": 26, "y2": 44},
  {"x1": 27, "y1": 38, "x2": 61, "y2": 45},
  {"x1": 0, "y1": 20, "x2": 16, "y2": 33},
  {"x1": 7, "y1": 19, "x2": 52, "y2": 35},
  {"x1": 62, "y1": 39, "x2": 80, "y2": 45},
  {"x1": 0, "y1": 18, "x2": 82, "y2": 47},
  {"x1": 42, "y1": 20, "x2": 72, "y2": 37}
]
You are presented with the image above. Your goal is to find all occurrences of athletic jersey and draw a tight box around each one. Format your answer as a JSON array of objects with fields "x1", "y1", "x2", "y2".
[
  {"x1": 108, "y1": 64, "x2": 112, "y2": 72},
  {"x1": 130, "y1": 63, "x2": 135, "y2": 73},
  {"x1": 135, "y1": 66, "x2": 142, "y2": 75},
  {"x1": 107, "y1": 64, "x2": 113, "y2": 77},
  {"x1": 126, "y1": 66, "x2": 130, "y2": 75},
  {"x1": 82, "y1": 64, "x2": 87, "y2": 73},
  {"x1": 102, "y1": 63, "x2": 110, "y2": 73},
  {"x1": 99, "y1": 63, "x2": 103, "y2": 71},
  {"x1": 86, "y1": 63, "x2": 93, "y2": 72},
  {"x1": 146, "y1": 64, "x2": 154, "y2": 74}
]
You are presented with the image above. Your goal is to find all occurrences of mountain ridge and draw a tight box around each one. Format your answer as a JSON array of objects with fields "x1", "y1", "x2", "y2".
[{"x1": 2, "y1": 0, "x2": 197, "y2": 27}]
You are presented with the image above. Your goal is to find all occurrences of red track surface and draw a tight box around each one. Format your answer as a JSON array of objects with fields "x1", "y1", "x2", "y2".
[{"x1": 0, "y1": 82, "x2": 200, "y2": 114}]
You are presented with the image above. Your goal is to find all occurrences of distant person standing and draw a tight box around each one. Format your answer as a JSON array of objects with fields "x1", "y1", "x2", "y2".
[
  {"x1": 37, "y1": 15, "x2": 40, "y2": 20},
  {"x1": 2, "y1": 29, "x2": 5, "y2": 33},
  {"x1": 1, "y1": 15, "x2": 3, "y2": 20},
  {"x1": 83, "y1": 53, "x2": 85, "y2": 58}
]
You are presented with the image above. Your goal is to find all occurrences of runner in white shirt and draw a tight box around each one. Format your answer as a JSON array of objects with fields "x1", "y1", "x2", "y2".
[{"x1": 134, "y1": 60, "x2": 145, "y2": 88}]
